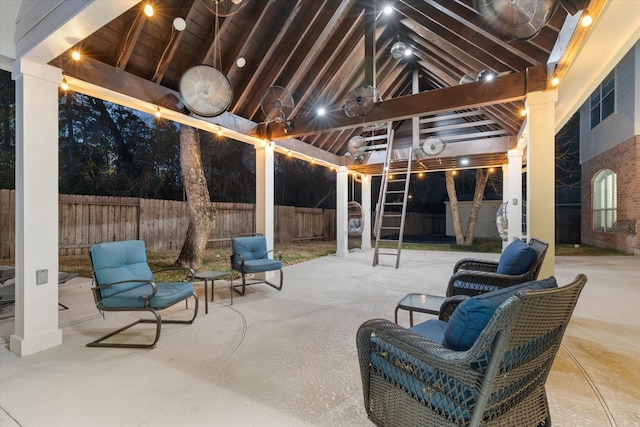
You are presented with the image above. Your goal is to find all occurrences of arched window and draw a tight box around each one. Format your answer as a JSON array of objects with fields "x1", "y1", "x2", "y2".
[{"x1": 593, "y1": 169, "x2": 617, "y2": 232}]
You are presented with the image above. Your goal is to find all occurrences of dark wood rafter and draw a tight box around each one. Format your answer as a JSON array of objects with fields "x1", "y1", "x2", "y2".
[
  {"x1": 115, "y1": 6, "x2": 147, "y2": 70},
  {"x1": 267, "y1": 65, "x2": 547, "y2": 140}
]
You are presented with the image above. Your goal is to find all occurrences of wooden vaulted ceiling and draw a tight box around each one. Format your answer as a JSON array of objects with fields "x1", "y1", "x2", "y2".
[{"x1": 56, "y1": 0, "x2": 590, "y2": 174}]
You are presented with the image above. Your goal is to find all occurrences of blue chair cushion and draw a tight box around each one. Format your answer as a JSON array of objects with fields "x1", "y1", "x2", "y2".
[
  {"x1": 496, "y1": 239, "x2": 537, "y2": 275},
  {"x1": 231, "y1": 236, "x2": 281, "y2": 272},
  {"x1": 91, "y1": 240, "x2": 153, "y2": 298},
  {"x1": 410, "y1": 319, "x2": 449, "y2": 347},
  {"x1": 241, "y1": 259, "x2": 283, "y2": 274},
  {"x1": 444, "y1": 277, "x2": 558, "y2": 351},
  {"x1": 101, "y1": 282, "x2": 194, "y2": 309}
]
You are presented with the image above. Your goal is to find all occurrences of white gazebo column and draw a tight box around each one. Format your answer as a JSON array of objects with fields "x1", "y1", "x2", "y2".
[
  {"x1": 505, "y1": 146, "x2": 524, "y2": 246},
  {"x1": 360, "y1": 174, "x2": 372, "y2": 250},
  {"x1": 10, "y1": 59, "x2": 61, "y2": 356},
  {"x1": 254, "y1": 142, "x2": 275, "y2": 280},
  {"x1": 336, "y1": 166, "x2": 348, "y2": 257},
  {"x1": 525, "y1": 90, "x2": 558, "y2": 277}
]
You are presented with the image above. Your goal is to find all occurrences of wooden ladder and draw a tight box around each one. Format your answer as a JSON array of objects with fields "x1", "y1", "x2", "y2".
[{"x1": 372, "y1": 125, "x2": 412, "y2": 268}]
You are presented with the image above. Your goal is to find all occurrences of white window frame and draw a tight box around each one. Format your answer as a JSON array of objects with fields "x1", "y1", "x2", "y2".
[{"x1": 592, "y1": 169, "x2": 617, "y2": 232}]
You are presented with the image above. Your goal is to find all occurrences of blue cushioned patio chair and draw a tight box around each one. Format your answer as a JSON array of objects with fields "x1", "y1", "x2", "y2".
[
  {"x1": 88, "y1": 240, "x2": 198, "y2": 348},
  {"x1": 230, "y1": 234, "x2": 283, "y2": 296},
  {"x1": 358, "y1": 274, "x2": 587, "y2": 427}
]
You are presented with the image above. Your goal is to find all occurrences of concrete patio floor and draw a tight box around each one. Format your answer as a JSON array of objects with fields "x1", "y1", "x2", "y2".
[{"x1": 0, "y1": 249, "x2": 638, "y2": 426}]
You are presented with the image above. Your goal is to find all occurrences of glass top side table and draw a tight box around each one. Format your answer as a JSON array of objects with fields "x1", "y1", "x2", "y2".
[{"x1": 395, "y1": 293, "x2": 445, "y2": 326}]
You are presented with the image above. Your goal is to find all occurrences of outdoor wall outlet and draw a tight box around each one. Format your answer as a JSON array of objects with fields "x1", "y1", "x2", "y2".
[
  {"x1": 36, "y1": 269, "x2": 48, "y2": 285},
  {"x1": 512, "y1": 198, "x2": 518, "y2": 205}
]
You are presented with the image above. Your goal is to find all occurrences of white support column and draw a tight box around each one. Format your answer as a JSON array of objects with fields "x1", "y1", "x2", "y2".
[
  {"x1": 525, "y1": 90, "x2": 558, "y2": 277},
  {"x1": 254, "y1": 142, "x2": 275, "y2": 279},
  {"x1": 10, "y1": 59, "x2": 62, "y2": 356},
  {"x1": 336, "y1": 166, "x2": 348, "y2": 257},
  {"x1": 361, "y1": 174, "x2": 372, "y2": 250},
  {"x1": 506, "y1": 146, "x2": 524, "y2": 245}
]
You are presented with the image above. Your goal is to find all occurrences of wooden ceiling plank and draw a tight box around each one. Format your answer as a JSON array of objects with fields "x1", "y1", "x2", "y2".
[
  {"x1": 115, "y1": 7, "x2": 147, "y2": 70},
  {"x1": 231, "y1": 2, "x2": 304, "y2": 116},
  {"x1": 289, "y1": 10, "x2": 364, "y2": 118},
  {"x1": 426, "y1": 0, "x2": 554, "y2": 65},
  {"x1": 151, "y1": 0, "x2": 197, "y2": 83},
  {"x1": 397, "y1": 0, "x2": 533, "y2": 71}
]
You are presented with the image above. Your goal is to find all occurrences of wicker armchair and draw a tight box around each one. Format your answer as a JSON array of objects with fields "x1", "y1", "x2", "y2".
[
  {"x1": 395, "y1": 238, "x2": 549, "y2": 325},
  {"x1": 358, "y1": 274, "x2": 587, "y2": 427},
  {"x1": 447, "y1": 238, "x2": 549, "y2": 297}
]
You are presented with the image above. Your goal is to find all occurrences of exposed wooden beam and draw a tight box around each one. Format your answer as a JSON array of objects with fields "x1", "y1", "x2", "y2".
[{"x1": 267, "y1": 65, "x2": 546, "y2": 139}]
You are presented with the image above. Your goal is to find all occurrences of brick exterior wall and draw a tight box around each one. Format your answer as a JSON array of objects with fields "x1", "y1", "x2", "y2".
[{"x1": 581, "y1": 136, "x2": 639, "y2": 254}]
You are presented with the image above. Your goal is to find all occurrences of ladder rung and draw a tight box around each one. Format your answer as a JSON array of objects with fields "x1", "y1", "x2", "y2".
[
  {"x1": 386, "y1": 190, "x2": 404, "y2": 194},
  {"x1": 384, "y1": 202, "x2": 403, "y2": 206},
  {"x1": 380, "y1": 226, "x2": 400, "y2": 230},
  {"x1": 377, "y1": 252, "x2": 399, "y2": 255}
]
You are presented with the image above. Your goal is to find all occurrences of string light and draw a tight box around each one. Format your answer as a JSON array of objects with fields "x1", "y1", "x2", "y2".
[
  {"x1": 60, "y1": 76, "x2": 69, "y2": 91},
  {"x1": 155, "y1": 106, "x2": 161, "y2": 118},
  {"x1": 217, "y1": 126, "x2": 223, "y2": 136},
  {"x1": 144, "y1": 3, "x2": 154, "y2": 17},
  {"x1": 71, "y1": 51, "x2": 81, "y2": 61},
  {"x1": 519, "y1": 108, "x2": 527, "y2": 117},
  {"x1": 580, "y1": 11, "x2": 593, "y2": 27},
  {"x1": 551, "y1": 73, "x2": 559, "y2": 87}
]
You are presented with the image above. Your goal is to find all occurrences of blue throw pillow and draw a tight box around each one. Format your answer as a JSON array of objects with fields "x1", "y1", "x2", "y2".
[
  {"x1": 496, "y1": 239, "x2": 537, "y2": 275},
  {"x1": 444, "y1": 277, "x2": 558, "y2": 351}
]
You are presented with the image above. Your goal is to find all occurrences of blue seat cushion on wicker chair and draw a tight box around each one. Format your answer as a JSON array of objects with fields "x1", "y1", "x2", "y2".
[
  {"x1": 101, "y1": 282, "x2": 195, "y2": 308},
  {"x1": 91, "y1": 240, "x2": 154, "y2": 298},
  {"x1": 410, "y1": 319, "x2": 449, "y2": 347},
  {"x1": 496, "y1": 239, "x2": 537, "y2": 275},
  {"x1": 444, "y1": 277, "x2": 558, "y2": 351}
]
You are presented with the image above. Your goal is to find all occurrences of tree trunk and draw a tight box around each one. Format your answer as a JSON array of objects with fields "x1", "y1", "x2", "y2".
[
  {"x1": 463, "y1": 169, "x2": 490, "y2": 245},
  {"x1": 445, "y1": 171, "x2": 465, "y2": 245},
  {"x1": 445, "y1": 169, "x2": 491, "y2": 246},
  {"x1": 175, "y1": 125, "x2": 216, "y2": 269}
]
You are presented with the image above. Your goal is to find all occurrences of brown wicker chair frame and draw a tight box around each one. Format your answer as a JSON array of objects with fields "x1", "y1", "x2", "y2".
[{"x1": 358, "y1": 273, "x2": 587, "y2": 427}]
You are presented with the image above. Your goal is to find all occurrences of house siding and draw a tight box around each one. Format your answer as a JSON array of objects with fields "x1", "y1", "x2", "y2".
[{"x1": 579, "y1": 42, "x2": 639, "y2": 254}]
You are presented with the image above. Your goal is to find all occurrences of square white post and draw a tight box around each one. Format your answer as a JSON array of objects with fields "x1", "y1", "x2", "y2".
[
  {"x1": 11, "y1": 59, "x2": 62, "y2": 356},
  {"x1": 255, "y1": 142, "x2": 275, "y2": 279},
  {"x1": 360, "y1": 174, "x2": 372, "y2": 250},
  {"x1": 525, "y1": 90, "x2": 558, "y2": 277},
  {"x1": 506, "y1": 146, "x2": 524, "y2": 245},
  {"x1": 336, "y1": 166, "x2": 348, "y2": 257}
]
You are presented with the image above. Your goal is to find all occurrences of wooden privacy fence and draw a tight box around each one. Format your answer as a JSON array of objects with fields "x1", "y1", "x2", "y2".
[{"x1": 0, "y1": 190, "x2": 336, "y2": 258}]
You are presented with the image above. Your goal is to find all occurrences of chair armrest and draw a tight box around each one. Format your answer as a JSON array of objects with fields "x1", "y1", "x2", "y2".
[
  {"x1": 446, "y1": 270, "x2": 534, "y2": 297},
  {"x1": 453, "y1": 258, "x2": 499, "y2": 273},
  {"x1": 438, "y1": 295, "x2": 469, "y2": 322},
  {"x1": 266, "y1": 249, "x2": 282, "y2": 261},
  {"x1": 153, "y1": 267, "x2": 195, "y2": 281},
  {"x1": 92, "y1": 279, "x2": 158, "y2": 301}
]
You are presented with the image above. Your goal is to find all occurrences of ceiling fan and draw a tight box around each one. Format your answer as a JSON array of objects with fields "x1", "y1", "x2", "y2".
[
  {"x1": 474, "y1": 0, "x2": 558, "y2": 41},
  {"x1": 179, "y1": 65, "x2": 233, "y2": 117},
  {"x1": 345, "y1": 135, "x2": 367, "y2": 162},
  {"x1": 260, "y1": 85, "x2": 295, "y2": 133},
  {"x1": 419, "y1": 136, "x2": 446, "y2": 157},
  {"x1": 343, "y1": 85, "x2": 381, "y2": 118},
  {"x1": 203, "y1": 0, "x2": 248, "y2": 17}
]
